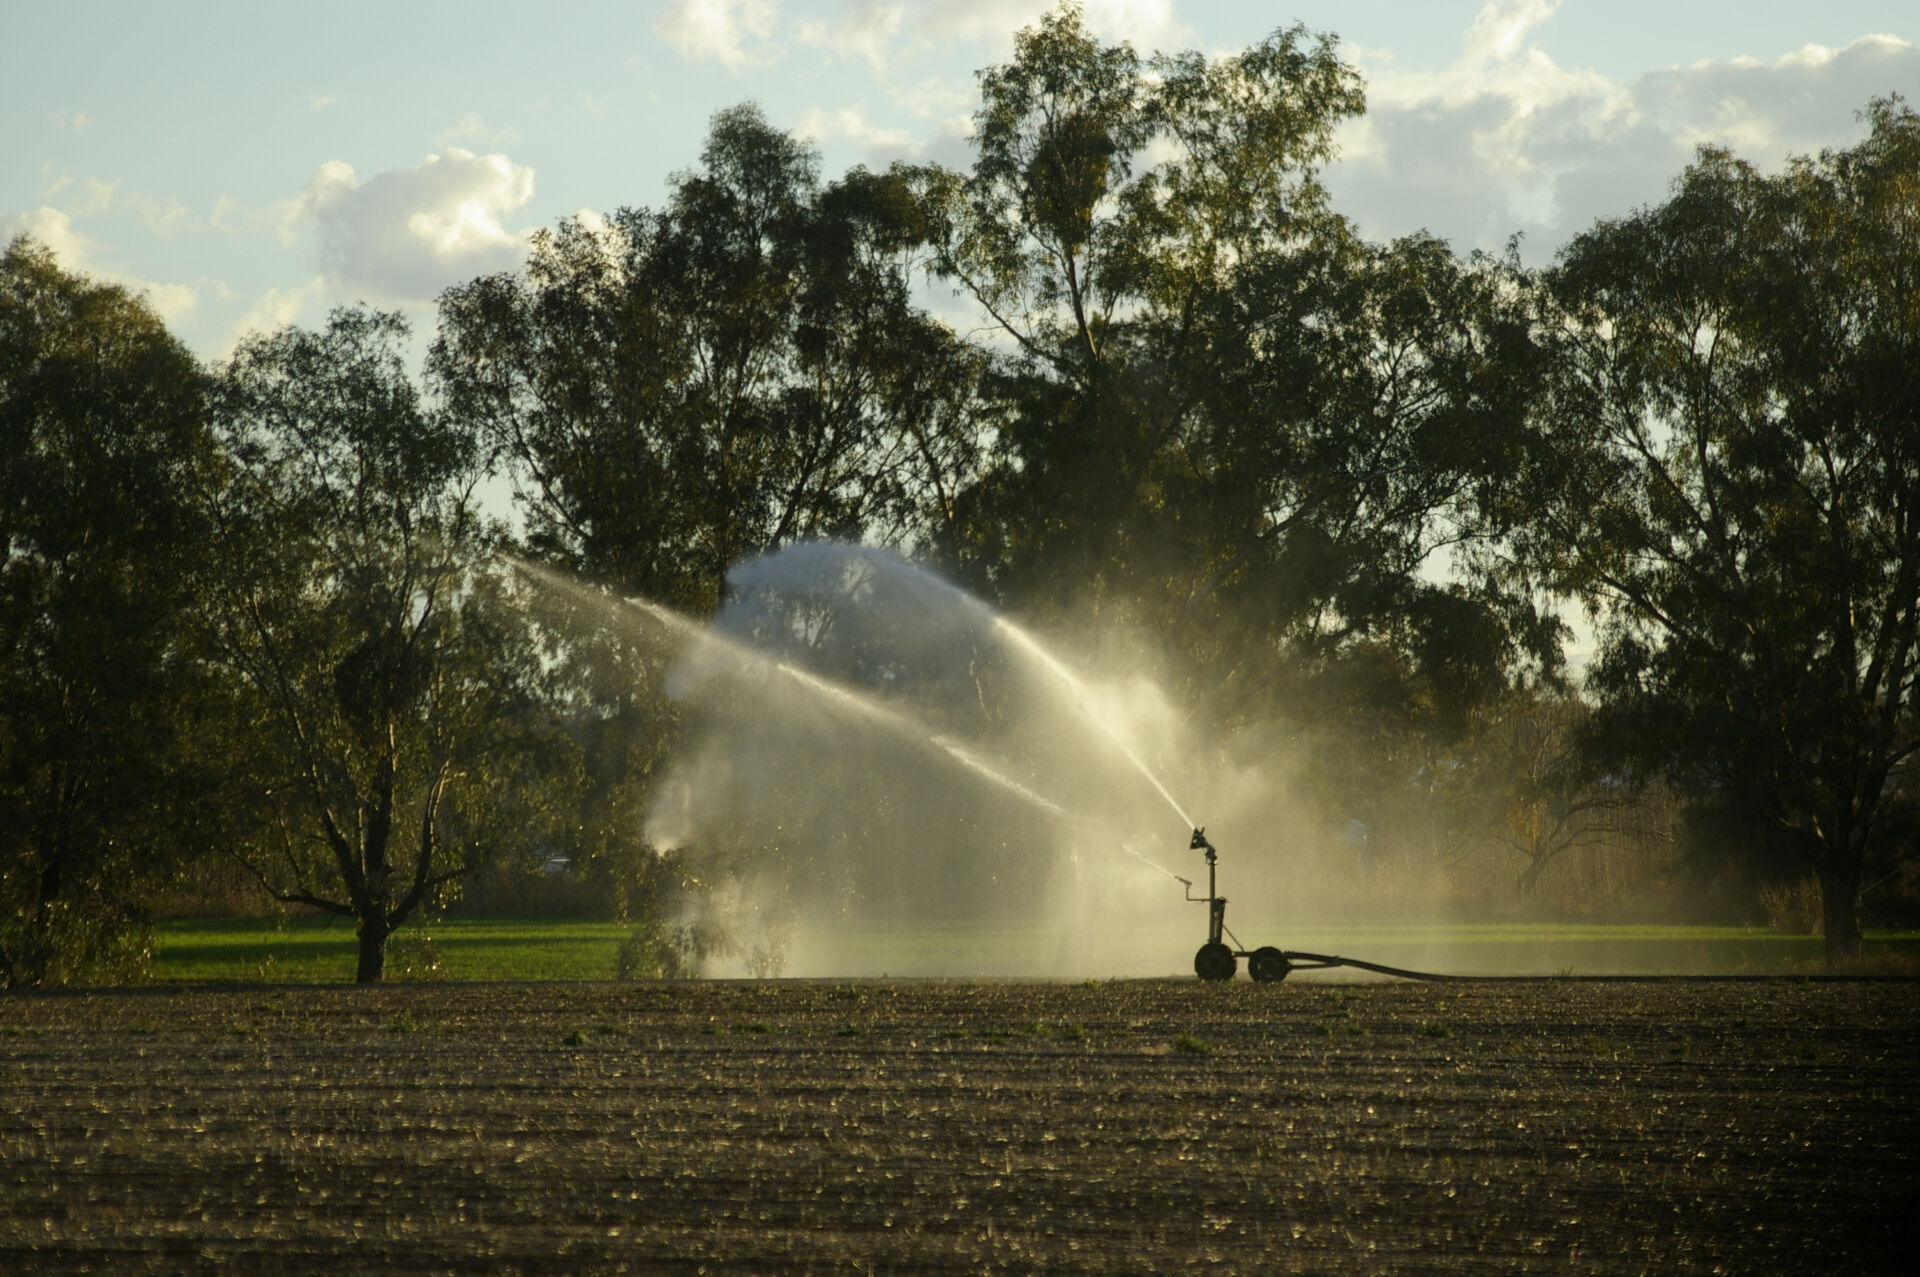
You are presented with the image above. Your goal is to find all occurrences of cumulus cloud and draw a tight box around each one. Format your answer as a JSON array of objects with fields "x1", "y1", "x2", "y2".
[
  {"x1": 689, "y1": 0, "x2": 1182, "y2": 76},
  {"x1": 654, "y1": 0, "x2": 781, "y2": 72},
  {"x1": 1327, "y1": 3, "x2": 1920, "y2": 261},
  {"x1": 5, "y1": 207, "x2": 97, "y2": 269},
  {"x1": 224, "y1": 276, "x2": 329, "y2": 353},
  {"x1": 139, "y1": 282, "x2": 198, "y2": 324},
  {"x1": 281, "y1": 148, "x2": 538, "y2": 303},
  {"x1": 3, "y1": 206, "x2": 197, "y2": 323}
]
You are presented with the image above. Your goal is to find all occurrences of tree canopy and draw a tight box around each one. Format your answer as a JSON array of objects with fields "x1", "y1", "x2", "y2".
[
  {"x1": 2, "y1": 11, "x2": 1916, "y2": 978},
  {"x1": 0, "y1": 236, "x2": 221, "y2": 985},
  {"x1": 432, "y1": 104, "x2": 984, "y2": 616},
  {"x1": 1519, "y1": 98, "x2": 1920, "y2": 956},
  {"x1": 204, "y1": 306, "x2": 557, "y2": 982}
]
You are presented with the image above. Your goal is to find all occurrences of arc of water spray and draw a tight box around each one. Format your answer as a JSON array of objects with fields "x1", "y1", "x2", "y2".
[
  {"x1": 515, "y1": 557, "x2": 1073, "y2": 824},
  {"x1": 986, "y1": 616, "x2": 1198, "y2": 831},
  {"x1": 1119, "y1": 841, "x2": 1190, "y2": 886},
  {"x1": 512, "y1": 555, "x2": 1189, "y2": 886}
]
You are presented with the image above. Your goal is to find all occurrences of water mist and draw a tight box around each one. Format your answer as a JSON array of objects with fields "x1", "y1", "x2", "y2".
[
  {"x1": 514, "y1": 545, "x2": 1693, "y2": 981},
  {"x1": 515, "y1": 545, "x2": 1242, "y2": 976}
]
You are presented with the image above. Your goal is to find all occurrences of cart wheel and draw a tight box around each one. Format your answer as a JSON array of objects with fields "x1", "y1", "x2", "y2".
[
  {"x1": 1248, "y1": 946, "x2": 1290, "y2": 983},
  {"x1": 1194, "y1": 942, "x2": 1236, "y2": 982}
]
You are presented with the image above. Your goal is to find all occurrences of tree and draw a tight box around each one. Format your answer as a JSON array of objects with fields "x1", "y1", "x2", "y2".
[
  {"x1": 432, "y1": 104, "x2": 983, "y2": 615},
  {"x1": 915, "y1": 5, "x2": 1552, "y2": 734},
  {"x1": 205, "y1": 306, "x2": 552, "y2": 982},
  {"x1": 1523, "y1": 100, "x2": 1920, "y2": 960},
  {"x1": 431, "y1": 107, "x2": 986, "y2": 957},
  {"x1": 0, "y1": 236, "x2": 221, "y2": 986},
  {"x1": 914, "y1": 6, "x2": 1363, "y2": 596}
]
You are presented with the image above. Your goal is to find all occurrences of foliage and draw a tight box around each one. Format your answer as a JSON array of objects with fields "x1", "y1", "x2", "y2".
[
  {"x1": 203, "y1": 306, "x2": 563, "y2": 982},
  {"x1": 0, "y1": 237, "x2": 220, "y2": 986},
  {"x1": 1522, "y1": 98, "x2": 1920, "y2": 959},
  {"x1": 611, "y1": 922, "x2": 706, "y2": 980},
  {"x1": 9, "y1": 8, "x2": 1920, "y2": 974},
  {"x1": 432, "y1": 104, "x2": 985, "y2": 615},
  {"x1": 914, "y1": 7, "x2": 1554, "y2": 743}
]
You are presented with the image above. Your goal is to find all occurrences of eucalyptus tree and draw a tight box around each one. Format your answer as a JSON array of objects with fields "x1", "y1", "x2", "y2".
[
  {"x1": 1523, "y1": 100, "x2": 1920, "y2": 960},
  {"x1": 914, "y1": 5, "x2": 1550, "y2": 730},
  {"x1": 913, "y1": 6, "x2": 1358, "y2": 593},
  {"x1": 432, "y1": 104, "x2": 984, "y2": 616},
  {"x1": 0, "y1": 236, "x2": 221, "y2": 985},
  {"x1": 206, "y1": 306, "x2": 558, "y2": 982},
  {"x1": 431, "y1": 107, "x2": 986, "y2": 932}
]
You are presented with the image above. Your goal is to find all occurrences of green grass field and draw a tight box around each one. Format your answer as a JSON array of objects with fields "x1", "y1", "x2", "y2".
[
  {"x1": 150, "y1": 917, "x2": 632, "y2": 984},
  {"x1": 147, "y1": 916, "x2": 1920, "y2": 984}
]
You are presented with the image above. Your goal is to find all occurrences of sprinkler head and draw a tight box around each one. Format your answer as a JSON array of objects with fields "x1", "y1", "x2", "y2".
[{"x1": 1189, "y1": 827, "x2": 1214, "y2": 853}]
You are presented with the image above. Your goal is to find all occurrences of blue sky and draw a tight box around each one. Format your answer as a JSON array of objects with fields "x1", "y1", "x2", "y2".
[{"x1": 7, "y1": 1, "x2": 1917, "y2": 361}]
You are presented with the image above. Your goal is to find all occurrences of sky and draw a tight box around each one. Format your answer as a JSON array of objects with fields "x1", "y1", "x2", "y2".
[{"x1": 6, "y1": 1, "x2": 1918, "y2": 363}]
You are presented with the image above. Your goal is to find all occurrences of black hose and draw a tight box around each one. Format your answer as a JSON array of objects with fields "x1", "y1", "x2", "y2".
[
  {"x1": 1276, "y1": 951, "x2": 1913, "y2": 983},
  {"x1": 1279, "y1": 951, "x2": 1500, "y2": 982}
]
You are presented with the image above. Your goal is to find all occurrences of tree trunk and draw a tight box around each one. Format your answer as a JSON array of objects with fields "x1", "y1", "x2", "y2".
[
  {"x1": 355, "y1": 913, "x2": 390, "y2": 984},
  {"x1": 1819, "y1": 851, "x2": 1864, "y2": 966}
]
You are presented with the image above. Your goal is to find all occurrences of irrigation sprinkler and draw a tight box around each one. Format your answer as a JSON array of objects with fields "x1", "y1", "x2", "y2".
[
  {"x1": 1175, "y1": 833, "x2": 1459, "y2": 979},
  {"x1": 1183, "y1": 828, "x2": 1291, "y2": 982}
]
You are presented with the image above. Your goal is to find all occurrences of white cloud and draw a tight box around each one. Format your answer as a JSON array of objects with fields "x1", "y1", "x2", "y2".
[
  {"x1": 915, "y1": 0, "x2": 1181, "y2": 51},
  {"x1": 1634, "y1": 34, "x2": 1917, "y2": 161},
  {"x1": 74, "y1": 178, "x2": 117, "y2": 216},
  {"x1": 654, "y1": 0, "x2": 781, "y2": 72},
  {"x1": 5, "y1": 207, "x2": 96, "y2": 268},
  {"x1": 281, "y1": 148, "x2": 538, "y2": 303},
  {"x1": 140, "y1": 282, "x2": 197, "y2": 324},
  {"x1": 432, "y1": 111, "x2": 520, "y2": 146},
  {"x1": 1325, "y1": 5, "x2": 1920, "y2": 261},
  {"x1": 1462, "y1": 0, "x2": 1559, "y2": 65},
  {"x1": 1081, "y1": 0, "x2": 1179, "y2": 47},
  {"x1": 309, "y1": 94, "x2": 337, "y2": 112},
  {"x1": 3, "y1": 206, "x2": 197, "y2": 323},
  {"x1": 795, "y1": 1, "x2": 904, "y2": 70},
  {"x1": 224, "y1": 276, "x2": 328, "y2": 354},
  {"x1": 662, "y1": 0, "x2": 1182, "y2": 77},
  {"x1": 26, "y1": 178, "x2": 190, "y2": 236},
  {"x1": 796, "y1": 105, "x2": 912, "y2": 153},
  {"x1": 279, "y1": 160, "x2": 353, "y2": 245},
  {"x1": 128, "y1": 192, "x2": 191, "y2": 237}
]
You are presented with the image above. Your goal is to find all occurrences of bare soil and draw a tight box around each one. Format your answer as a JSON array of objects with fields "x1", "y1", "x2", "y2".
[{"x1": 2, "y1": 979, "x2": 1914, "y2": 1274}]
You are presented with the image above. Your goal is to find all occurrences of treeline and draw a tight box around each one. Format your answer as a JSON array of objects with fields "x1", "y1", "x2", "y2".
[{"x1": 4, "y1": 10, "x2": 1916, "y2": 982}]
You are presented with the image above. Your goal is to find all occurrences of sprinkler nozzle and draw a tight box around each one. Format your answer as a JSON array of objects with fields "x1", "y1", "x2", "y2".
[{"x1": 1189, "y1": 827, "x2": 1214, "y2": 853}]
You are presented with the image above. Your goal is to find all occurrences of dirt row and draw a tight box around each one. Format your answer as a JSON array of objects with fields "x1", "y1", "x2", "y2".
[{"x1": 2, "y1": 978, "x2": 1914, "y2": 1274}]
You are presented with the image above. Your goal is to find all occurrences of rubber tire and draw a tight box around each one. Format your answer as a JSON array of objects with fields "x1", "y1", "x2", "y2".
[
  {"x1": 1248, "y1": 946, "x2": 1291, "y2": 983},
  {"x1": 1194, "y1": 942, "x2": 1236, "y2": 982}
]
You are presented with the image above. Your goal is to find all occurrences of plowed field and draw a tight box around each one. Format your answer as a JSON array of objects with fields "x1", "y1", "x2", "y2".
[{"x1": 3, "y1": 979, "x2": 1913, "y2": 1273}]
